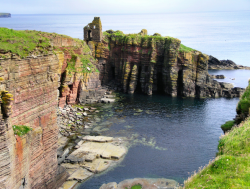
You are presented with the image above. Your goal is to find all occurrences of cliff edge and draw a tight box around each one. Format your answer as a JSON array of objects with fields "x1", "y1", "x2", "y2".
[{"x1": 0, "y1": 28, "x2": 101, "y2": 189}]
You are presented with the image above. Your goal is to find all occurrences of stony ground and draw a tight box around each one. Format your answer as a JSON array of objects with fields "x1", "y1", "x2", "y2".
[{"x1": 57, "y1": 93, "x2": 130, "y2": 189}]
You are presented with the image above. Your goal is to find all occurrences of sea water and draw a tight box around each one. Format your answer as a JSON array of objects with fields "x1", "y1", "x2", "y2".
[
  {"x1": 78, "y1": 95, "x2": 239, "y2": 188},
  {"x1": 0, "y1": 11, "x2": 250, "y2": 66},
  {"x1": 1, "y1": 11, "x2": 250, "y2": 188}
]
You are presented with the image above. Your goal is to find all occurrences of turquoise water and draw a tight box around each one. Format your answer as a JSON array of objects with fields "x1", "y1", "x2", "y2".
[{"x1": 0, "y1": 11, "x2": 250, "y2": 66}]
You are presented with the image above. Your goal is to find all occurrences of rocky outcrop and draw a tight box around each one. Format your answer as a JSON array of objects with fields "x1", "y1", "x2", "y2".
[
  {"x1": 0, "y1": 52, "x2": 60, "y2": 189},
  {"x1": 0, "y1": 30, "x2": 103, "y2": 189},
  {"x1": 208, "y1": 55, "x2": 250, "y2": 70},
  {"x1": 100, "y1": 178, "x2": 179, "y2": 189},
  {"x1": 87, "y1": 30, "x2": 244, "y2": 98},
  {"x1": 0, "y1": 13, "x2": 11, "y2": 18}
]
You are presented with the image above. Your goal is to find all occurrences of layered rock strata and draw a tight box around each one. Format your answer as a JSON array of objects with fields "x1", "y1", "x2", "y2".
[
  {"x1": 87, "y1": 30, "x2": 244, "y2": 98},
  {"x1": 0, "y1": 30, "x2": 103, "y2": 189}
]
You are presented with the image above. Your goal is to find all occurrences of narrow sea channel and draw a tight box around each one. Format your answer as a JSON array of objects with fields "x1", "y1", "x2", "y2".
[{"x1": 78, "y1": 94, "x2": 239, "y2": 188}]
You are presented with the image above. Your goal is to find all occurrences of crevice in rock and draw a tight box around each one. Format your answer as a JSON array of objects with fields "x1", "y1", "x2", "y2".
[
  {"x1": 135, "y1": 66, "x2": 142, "y2": 93},
  {"x1": 177, "y1": 69, "x2": 184, "y2": 97}
]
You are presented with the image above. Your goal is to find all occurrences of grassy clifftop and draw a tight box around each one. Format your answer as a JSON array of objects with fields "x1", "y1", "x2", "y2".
[
  {"x1": 103, "y1": 30, "x2": 196, "y2": 53},
  {"x1": 184, "y1": 85, "x2": 250, "y2": 188},
  {"x1": 0, "y1": 28, "x2": 83, "y2": 58}
]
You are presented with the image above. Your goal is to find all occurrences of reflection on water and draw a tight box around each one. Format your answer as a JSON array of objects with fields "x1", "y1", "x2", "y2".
[{"x1": 78, "y1": 94, "x2": 239, "y2": 189}]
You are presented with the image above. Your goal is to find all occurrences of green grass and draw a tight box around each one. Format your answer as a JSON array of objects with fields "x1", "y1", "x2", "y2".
[
  {"x1": 184, "y1": 117, "x2": 250, "y2": 189},
  {"x1": 125, "y1": 184, "x2": 142, "y2": 189},
  {"x1": 179, "y1": 44, "x2": 196, "y2": 53},
  {"x1": 66, "y1": 54, "x2": 99, "y2": 75},
  {"x1": 0, "y1": 27, "x2": 51, "y2": 58},
  {"x1": 103, "y1": 30, "x2": 179, "y2": 45},
  {"x1": 221, "y1": 120, "x2": 235, "y2": 133},
  {"x1": 237, "y1": 81, "x2": 250, "y2": 114},
  {"x1": 12, "y1": 125, "x2": 32, "y2": 136}
]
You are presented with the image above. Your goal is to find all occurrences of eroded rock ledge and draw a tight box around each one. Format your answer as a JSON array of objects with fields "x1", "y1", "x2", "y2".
[
  {"x1": 84, "y1": 18, "x2": 245, "y2": 98},
  {"x1": 208, "y1": 55, "x2": 250, "y2": 70}
]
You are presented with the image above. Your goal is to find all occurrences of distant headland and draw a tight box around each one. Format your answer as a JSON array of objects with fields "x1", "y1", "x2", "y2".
[{"x1": 0, "y1": 13, "x2": 11, "y2": 18}]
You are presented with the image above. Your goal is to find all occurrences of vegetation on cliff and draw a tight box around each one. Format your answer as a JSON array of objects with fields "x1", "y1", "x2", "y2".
[
  {"x1": 237, "y1": 80, "x2": 250, "y2": 114},
  {"x1": 66, "y1": 54, "x2": 98, "y2": 76},
  {"x1": 0, "y1": 28, "x2": 51, "y2": 58},
  {"x1": 12, "y1": 125, "x2": 32, "y2": 136},
  {"x1": 0, "y1": 28, "x2": 85, "y2": 59},
  {"x1": 184, "y1": 85, "x2": 250, "y2": 188},
  {"x1": 221, "y1": 120, "x2": 235, "y2": 133},
  {"x1": 103, "y1": 30, "x2": 195, "y2": 52}
]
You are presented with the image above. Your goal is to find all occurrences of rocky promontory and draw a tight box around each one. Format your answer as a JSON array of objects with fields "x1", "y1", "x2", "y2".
[
  {"x1": 208, "y1": 55, "x2": 250, "y2": 70},
  {"x1": 0, "y1": 17, "x2": 247, "y2": 189},
  {"x1": 0, "y1": 13, "x2": 11, "y2": 18},
  {"x1": 84, "y1": 17, "x2": 245, "y2": 98}
]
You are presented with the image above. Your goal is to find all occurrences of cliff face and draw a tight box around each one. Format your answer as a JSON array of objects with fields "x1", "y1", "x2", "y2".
[
  {"x1": 89, "y1": 30, "x2": 244, "y2": 98},
  {"x1": 0, "y1": 53, "x2": 60, "y2": 189},
  {"x1": 0, "y1": 29, "x2": 101, "y2": 189}
]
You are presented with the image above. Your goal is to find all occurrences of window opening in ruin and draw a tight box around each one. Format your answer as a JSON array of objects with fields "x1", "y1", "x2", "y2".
[
  {"x1": 88, "y1": 30, "x2": 92, "y2": 40},
  {"x1": 93, "y1": 25, "x2": 95, "y2": 29}
]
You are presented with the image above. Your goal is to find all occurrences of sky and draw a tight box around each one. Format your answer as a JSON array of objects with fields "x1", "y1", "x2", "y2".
[{"x1": 1, "y1": 0, "x2": 250, "y2": 14}]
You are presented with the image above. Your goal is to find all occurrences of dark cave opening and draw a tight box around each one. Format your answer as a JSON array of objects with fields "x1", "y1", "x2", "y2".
[
  {"x1": 156, "y1": 72, "x2": 164, "y2": 94},
  {"x1": 135, "y1": 66, "x2": 142, "y2": 93}
]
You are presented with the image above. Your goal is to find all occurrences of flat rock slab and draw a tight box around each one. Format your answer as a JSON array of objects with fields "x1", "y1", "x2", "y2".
[
  {"x1": 85, "y1": 153, "x2": 97, "y2": 162},
  {"x1": 67, "y1": 168, "x2": 93, "y2": 182},
  {"x1": 60, "y1": 180, "x2": 78, "y2": 189},
  {"x1": 60, "y1": 163, "x2": 80, "y2": 169},
  {"x1": 82, "y1": 136, "x2": 113, "y2": 142},
  {"x1": 104, "y1": 95, "x2": 116, "y2": 98},
  {"x1": 100, "y1": 178, "x2": 179, "y2": 189},
  {"x1": 72, "y1": 142, "x2": 126, "y2": 159},
  {"x1": 82, "y1": 158, "x2": 111, "y2": 173},
  {"x1": 101, "y1": 98, "x2": 115, "y2": 103},
  {"x1": 99, "y1": 182, "x2": 117, "y2": 189}
]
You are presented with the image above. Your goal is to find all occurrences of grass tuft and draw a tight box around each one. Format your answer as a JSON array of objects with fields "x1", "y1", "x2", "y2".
[
  {"x1": 179, "y1": 44, "x2": 196, "y2": 53},
  {"x1": 12, "y1": 125, "x2": 32, "y2": 136},
  {"x1": 221, "y1": 120, "x2": 235, "y2": 133}
]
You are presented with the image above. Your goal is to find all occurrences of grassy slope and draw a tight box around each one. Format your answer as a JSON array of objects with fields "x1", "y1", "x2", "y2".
[
  {"x1": 103, "y1": 30, "x2": 196, "y2": 53},
  {"x1": 184, "y1": 115, "x2": 250, "y2": 188},
  {"x1": 0, "y1": 28, "x2": 51, "y2": 58},
  {"x1": 0, "y1": 28, "x2": 98, "y2": 74}
]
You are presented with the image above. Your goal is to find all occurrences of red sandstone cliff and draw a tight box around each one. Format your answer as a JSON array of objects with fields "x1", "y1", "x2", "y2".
[{"x1": 0, "y1": 30, "x2": 101, "y2": 188}]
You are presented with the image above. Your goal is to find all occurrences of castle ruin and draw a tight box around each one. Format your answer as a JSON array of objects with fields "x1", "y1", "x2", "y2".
[{"x1": 84, "y1": 17, "x2": 103, "y2": 42}]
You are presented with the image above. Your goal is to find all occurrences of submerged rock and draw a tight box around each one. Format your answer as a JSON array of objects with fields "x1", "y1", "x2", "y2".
[{"x1": 100, "y1": 178, "x2": 179, "y2": 189}]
